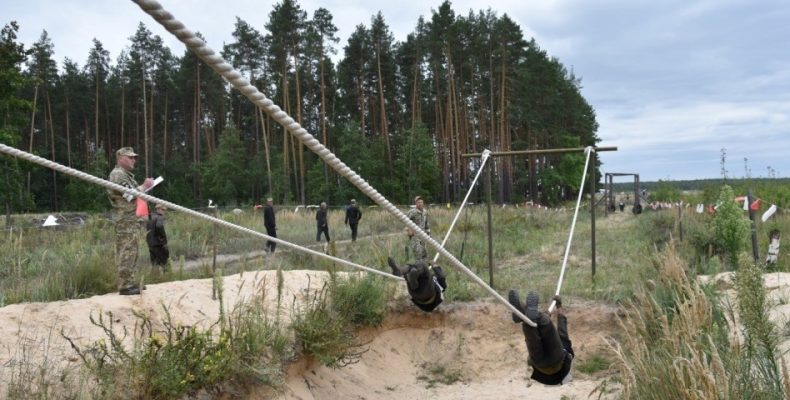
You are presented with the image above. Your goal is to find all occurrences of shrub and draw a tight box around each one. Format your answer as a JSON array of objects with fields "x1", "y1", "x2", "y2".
[
  {"x1": 329, "y1": 274, "x2": 389, "y2": 326},
  {"x1": 290, "y1": 282, "x2": 366, "y2": 368},
  {"x1": 62, "y1": 294, "x2": 288, "y2": 398},
  {"x1": 712, "y1": 185, "x2": 749, "y2": 269}
]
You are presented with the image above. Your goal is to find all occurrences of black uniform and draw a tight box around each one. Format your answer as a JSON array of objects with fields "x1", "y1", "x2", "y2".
[
  {"x1": 344, "y1": 204, "x2": 362, "y2": 241},
  {"x1": 146, "y1": 211, "x2": 169, "y2": 267},
  {"x1": 316, "y1": 207, "x2": 330, "y2": 242},
  {"x1": 263, "y1": 204, "x2": 277, "y2": 252},
  {"x1": 388, "y1": 258, "x2": 447, "y2": 312}
]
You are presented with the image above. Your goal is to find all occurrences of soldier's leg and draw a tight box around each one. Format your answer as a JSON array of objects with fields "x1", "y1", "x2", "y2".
[
  {"x1": 115, "y1": 228, "x2": 138, "y2": 290},
  {"x1": 523, "y1": 313, "x2": 565, "y2": 369},
  {"x1": 350, "y1": 223, "x2": 358, "y2": 241},
  {"x1": 410, "y1": 238, "x2": 427, "y2": 261}
]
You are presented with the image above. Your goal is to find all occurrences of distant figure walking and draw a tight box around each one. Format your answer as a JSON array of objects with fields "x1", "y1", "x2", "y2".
[
  {"x1": 263, "y1": 197, "x2": 277, "y2": 253},
  {"x1": 345, "y1": 199, "x2": 362, "y2": 242},
  {"x1": 316, "y1": 202, "x2": 331, "y2": 242}
]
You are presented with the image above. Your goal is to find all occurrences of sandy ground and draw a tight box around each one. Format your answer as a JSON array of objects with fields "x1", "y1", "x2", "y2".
[{"x1": 0, "y1": 269, "x2": 621, "y2": 399}]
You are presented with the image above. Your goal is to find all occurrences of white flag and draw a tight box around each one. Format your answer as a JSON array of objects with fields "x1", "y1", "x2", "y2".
[
  {"x1": 762, "y1": 204, "x2": 778, "y2": 222},
  {"x1": 696, "y1": 204, "x2": 704, "y2": 213},
  {"x1": 743, "y1": 198, "x2": 749, "y2": 211}
]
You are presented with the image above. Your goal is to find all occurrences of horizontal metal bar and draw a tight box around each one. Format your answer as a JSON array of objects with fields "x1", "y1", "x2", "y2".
[{"x1": 462, "y1": 146, "x2": 618, "y2": 158}]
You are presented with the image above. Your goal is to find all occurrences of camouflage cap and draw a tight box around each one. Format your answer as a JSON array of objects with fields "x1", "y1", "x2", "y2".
[{"x1": 116, "y1": 147, "x2": 138, "y2": 157}]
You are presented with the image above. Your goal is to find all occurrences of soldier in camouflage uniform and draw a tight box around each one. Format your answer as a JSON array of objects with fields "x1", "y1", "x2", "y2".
[
  {"x1": 406, "y1": 196, "x2": 430, "y2": 261},
  {"x1": 107, "y1": 147, "x2": 154, "y2": 295}
]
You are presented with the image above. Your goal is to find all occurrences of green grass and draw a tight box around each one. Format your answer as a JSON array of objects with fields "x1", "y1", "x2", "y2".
[{"x1": 4, "y1": 196, "x2": 790, "y2": 397}]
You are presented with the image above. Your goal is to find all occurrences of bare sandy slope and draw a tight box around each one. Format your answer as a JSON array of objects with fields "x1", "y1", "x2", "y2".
[{"x1": 0, "y1": 270, "x2": 620, "y2": 399}]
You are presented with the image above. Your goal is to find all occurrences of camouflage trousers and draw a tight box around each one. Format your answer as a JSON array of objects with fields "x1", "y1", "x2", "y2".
[
  {"x1": 114, "y1": 218, "x2": 140, "y2": 290},
  {"x1": 408, "y1": 237, "x2": 428, "y2": 262}
]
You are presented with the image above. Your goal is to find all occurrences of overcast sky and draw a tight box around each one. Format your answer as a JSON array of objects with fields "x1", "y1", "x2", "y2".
[{"x1": 6, "y1": 0, "x2": 790, "y2": 181}]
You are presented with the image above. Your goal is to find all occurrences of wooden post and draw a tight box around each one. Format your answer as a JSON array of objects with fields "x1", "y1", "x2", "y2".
[
  {"x1": 678, "y1": 201, "x2": 683, "y2": 242},
  {"x1": 485, "y1": 163, "x2": 494, "y2": 288},
  {"x1": 211, "y1": 205, "x2": 219, "y2": 299},
  {"x1": 748, "y1": 190, "x2": 759, "y2": 262},
  {"x1": 590, "y1": 151, "x2": 596, "y2": 277}
]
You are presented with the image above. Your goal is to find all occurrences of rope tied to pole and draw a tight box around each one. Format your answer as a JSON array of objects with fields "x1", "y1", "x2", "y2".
[{"x1": 548, "y1": 146, "x2": 594, "y2": 313}]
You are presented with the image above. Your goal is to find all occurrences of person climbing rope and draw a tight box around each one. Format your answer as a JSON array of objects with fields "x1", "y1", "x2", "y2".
[
  {"x1": 388, "y1": 257, "x2": 447, "y2": 312},
  {"x1": 508, "y1": 290, "x2": 575, "y2": 385}
]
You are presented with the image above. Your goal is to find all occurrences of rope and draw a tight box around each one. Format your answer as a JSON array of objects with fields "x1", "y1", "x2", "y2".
[
  {"x1": 0, "y1": 144, "x2": 400, "y2": 281},
  {"x1": 548, "y1": 146, "x2": 594, "y2": 313},
  {"x1": 431, "y1": 149, "x2": 491, "y2": 264},
  {"x1": 131, "y1": 0, "x2": 536, "y2": 327}
]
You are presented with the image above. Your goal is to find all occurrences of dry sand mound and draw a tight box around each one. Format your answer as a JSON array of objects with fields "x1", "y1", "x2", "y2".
[{"x1": 0, "y1": 270, "x2": 619, "y2": 399}]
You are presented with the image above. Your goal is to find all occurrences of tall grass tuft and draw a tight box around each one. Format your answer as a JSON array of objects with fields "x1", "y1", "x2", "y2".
[
  {"x1": 329, "y1": 274, "x2": 390, "y2": 326},
  {"x1": 61, "y1": 284, "x2": 290, "y2": 398},
  {"x1": 290, "y1": 280, "x2": 367, "y2": 368},
  {"x1": 608, "y1": 241, "x2": 787, "y2": 399}
]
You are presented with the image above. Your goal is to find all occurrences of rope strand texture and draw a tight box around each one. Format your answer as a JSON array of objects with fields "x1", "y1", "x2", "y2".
[
  {"x1": 0, "y1": 144, "x2": 399, "y2": 280},
  {"x1": 131, "y1": 0, "x2": 535, "y2": 326}
]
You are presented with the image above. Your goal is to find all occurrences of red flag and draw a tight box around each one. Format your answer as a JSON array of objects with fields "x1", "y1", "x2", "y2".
[{"x1": 750, "y1": 198, "x2": 761, "y2": 211}]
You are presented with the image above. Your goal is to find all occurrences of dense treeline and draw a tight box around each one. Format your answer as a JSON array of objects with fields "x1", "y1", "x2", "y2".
[{"x1": 1, "y1": 0, "x2": 599, "y2": 213}]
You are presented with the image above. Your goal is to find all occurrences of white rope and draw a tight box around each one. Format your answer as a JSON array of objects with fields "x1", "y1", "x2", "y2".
[
  {"x1": 548, "y1": 146, "x2": 594, "y2": 313},
  {"x1": 431, "y1": 149, "x2": 491, "y2": 264},
  {"x1": 0, "y1": 144, "x2": 400, "y2": 280},
  {"x1": 131, "y1": 0, "x2": 536, "y2": 327}
]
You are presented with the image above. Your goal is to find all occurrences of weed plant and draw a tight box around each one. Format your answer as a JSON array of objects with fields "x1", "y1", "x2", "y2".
[
  {"x1": 609, "y1": 241, "x2": 788, "y2": 399},
  {"x1": 60, "y1": 284, "x2": 290, "y2": 398},
  {"x1": 289, "y1": 288, "x2": 362, "y2": 368}
]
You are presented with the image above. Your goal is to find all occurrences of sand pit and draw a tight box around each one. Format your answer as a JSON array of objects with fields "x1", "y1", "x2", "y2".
[{"x1": 0, "y1": 270, "x2": 620, "y2": 399}]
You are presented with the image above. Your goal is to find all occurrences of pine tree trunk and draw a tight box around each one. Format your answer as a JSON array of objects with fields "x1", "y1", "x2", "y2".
[
  {"x1": 95, "y1": 70, "x2": 100, "y2": 153},
  {"x1": 376, "y1": 42, "x2": 391, "y2": 164},
  {"x1": 163, "y1": 91, "x2": 168, "y2": 166},
  {"x1": 295, "y1": 59, "x2": 305, "y2": 204},
  {"x1": 141, "y1": 65, "x2": 149, "y2": 176},
  {"x1": 65, "y1": 98, "x2": 72, "y2": 167},
  {"x1": 320, "y1": 53, "x2": 329, "y2": 187},
  {"x1": 27, "y1": 85, "x2": 38, "y2": 195},
  {"x1": 47, "y1": 91, "x2": 58, "y2": 211},
  {"x1": 258, "y1": 108, "x2": 273, "y2": 195},
  {"x1": 121, "y1": 83, "x2": 125, "y2": 146}
]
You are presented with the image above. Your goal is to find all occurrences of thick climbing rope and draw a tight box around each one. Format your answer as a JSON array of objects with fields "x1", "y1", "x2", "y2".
[
  {"x1": 0, "y1": 144, "x2": 400, "y2": 280},
  {"x1": 431, "y1": 149, "x2": 491, "y2": 265},
  {"x1": 548, "y1": 146, "x2": 594, "y2": 313},
  {"x1": 131, "y1": 0, "x2": 536, "y2": 327}
]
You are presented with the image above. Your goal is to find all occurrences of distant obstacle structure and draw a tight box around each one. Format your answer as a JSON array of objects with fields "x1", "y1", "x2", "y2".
[{"x1": 604, "y1": 172, "x2": 643, "y2": 215}]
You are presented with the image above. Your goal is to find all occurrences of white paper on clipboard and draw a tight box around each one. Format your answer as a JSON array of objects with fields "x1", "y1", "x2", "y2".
[{"x1": 124, "y1": 176, "x2": 164, "y2": 201}]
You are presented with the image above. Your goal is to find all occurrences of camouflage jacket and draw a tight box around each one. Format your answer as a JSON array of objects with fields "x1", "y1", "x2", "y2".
[
  {"x1": 407, "y1": 207, "x2": 429, "y2": 234},
  {"x1": 107, "y1": 165, "x2": 139, "y2": 217}
]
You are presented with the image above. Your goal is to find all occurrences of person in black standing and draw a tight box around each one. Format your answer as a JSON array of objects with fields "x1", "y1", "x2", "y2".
[
  {"x1": 316, "y1": 202, "x2": 330, "y2": 242},
  {"x1": 263, "y1": 197, "x2": 277, "y2": 253},
  {"x1": 146, "y1": 203, "x2": 169, "y2": 270},
  {"x1": 345, "y1": 199, "x2": 362, "y2": 242}
]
